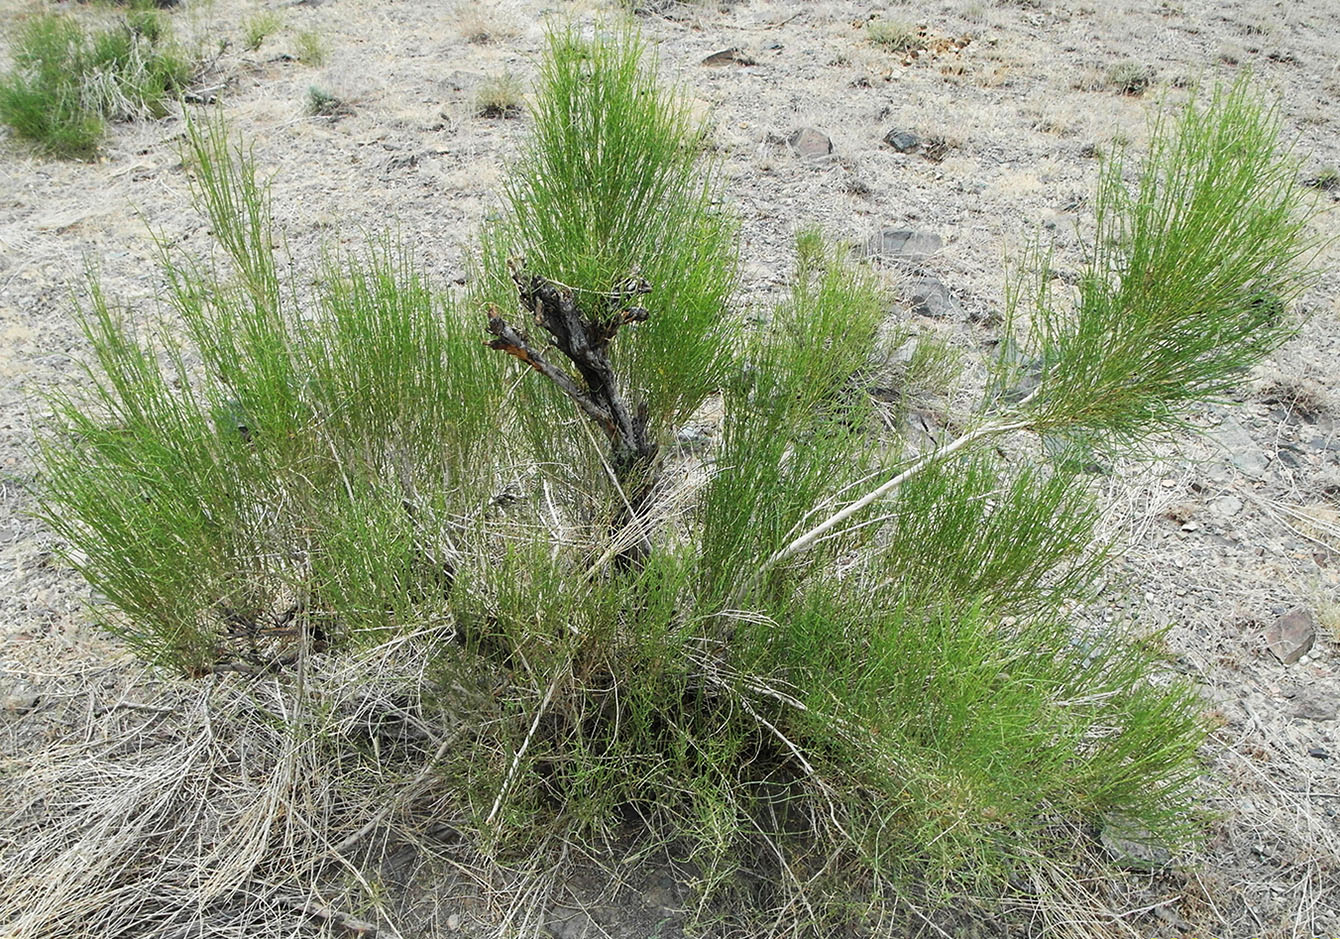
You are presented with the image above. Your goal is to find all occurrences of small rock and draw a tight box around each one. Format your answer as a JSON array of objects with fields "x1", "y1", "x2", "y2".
[
  {"x1": 3, "y1": 682, "x2": 39, "y2": 714},
  {"x1": 1265, "y1": 608, "x2": 1316, "y2": 665},
  {"x1": 883, "y1": 128, "x2": 920, "y2": 152},
  {"x1": 446, "y1": 912, "x2": 461, "y2": 931},
  {"x1": 1308, "y1": 747, "x2": 1331, "y2": 759},
  {"x1": 701, "y1": 47, "x2": 755, "y2": 66},
  {"x1": 1209, "y1": 413, "x2": 1269, "y2": 477},
  {"x1": 788, "y1": 127, "x2": 833, "y2": 160},
  {"x1": 1293, "y1": 688, "x2": 1337, "y2": 722},
  {"x1": 1211, "y1": 495, "x2": 1243, "y2": 519},
  {"x1": 906, "y1": 275, "x2": 962, "y2": 319},
  {"x1": 862, "y1": 228, "x2": 942, "y2": 260},
  {"x1": 1099, "y1": 816, "x2": 1172, "y2": 871}
]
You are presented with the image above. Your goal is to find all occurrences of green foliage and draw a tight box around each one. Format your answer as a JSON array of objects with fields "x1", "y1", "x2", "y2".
[
  {"x1": 34, "y1": 31, "x2": 1319, "y2": 935},
  {"x1": 39, "y1": 114, "x2": 503, "y2": 669},
  {"x1": 866, "y1": 17, "x2": 921, "y2": 53},
  {"x1": 306, "y1": 85, "x2": 350, "y2": 117},
  {"x1": 1107, "y1": 60, "x2": 1156, "y2": 95},
  {"x1": 241, "y1": 10, "x2": 283, "y2": 52},
  {"x1": 1008, "y1": 78, "x2": 1316, "y2": 446},
  {"x1": 0, "y1": 9, "x2": 195, "y2": 157},
  {"x1": 477, "y1": 27, "x2": 737, "y2": 475},
  {"x1": 294, "y1": 29, "x2": 328, "y2": 65}
]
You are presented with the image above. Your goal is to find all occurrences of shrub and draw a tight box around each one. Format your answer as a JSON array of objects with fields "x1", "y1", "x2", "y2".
[
  {"x1": 1107, "y1": 60, "x2": 1156, "y2": 95},
  {"x1": 241, "y1": 10, "x2": 283, "y2": 52},
  {"x1": 473, "y1": 71, "x2": 524, "y2": 118},
  {"x1": 867, "y1": 17, "x2": 922, "y2": 53},
  {"x1": 293, "y1": 28, "x2": 328, "y2": 65},
  {"x1": 32, "y1": 29, "x2": 1318, "y2": 936},
  {"x1": 0, "y1": 9, "x2": 195, "y2": 157}
]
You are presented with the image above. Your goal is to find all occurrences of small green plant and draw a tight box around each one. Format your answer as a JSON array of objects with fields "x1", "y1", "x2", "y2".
[
  {"x1": 866, "y1": 16, "x2": 922, "y2": 53},
  {"x1": 241, "y1": 9, "x2": 282, "y2": 52},
  {"x1": 1108, "y1": 60, "x2": 1156, "y2": 95},
  {"x1": 293, "y1": 28, "x2": 328, "y2": 65},
  {"x1": 473, "y1": 71, "x2": 523, "y2": 118},
  {"x1": 32, "y1": 28, "x2": 1319, "y2": 937},
  {"x1": 0, "y1": 10, "x2": 195, "y2": 157},
  {"x1": 306, "y1": 84, "x2": 350, "y2": 117}
]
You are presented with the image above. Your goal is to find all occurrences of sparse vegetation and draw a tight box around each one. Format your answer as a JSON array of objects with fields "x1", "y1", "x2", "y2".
[
  {"x1": 1304, "y1": 164, "x2": 1339, "y2": 191},
  {"x1": 1108, "y1": 60, "x2": 1156, "y2": 95},
  {"x1": 0, "y1": 9, "x2": 195, "y2": 157},
  {"x1": 23, "y1": 25, "x2": 1321, "y2": 939},
  {"x1": 474, "y1": 71, "x2": 524, "y2": 118},
  {"x1": 306, "y1": 84, "x2": 351, "y2": 117},
  {"x1": 866, "y1": 16, "x2": 922, "y2": 53},
  {"x1": 241, "y1": 9, "x2": 283, "y2": 52},
  {"x1": 293, "y1": 28, "x2": 328, "y2": 65}
]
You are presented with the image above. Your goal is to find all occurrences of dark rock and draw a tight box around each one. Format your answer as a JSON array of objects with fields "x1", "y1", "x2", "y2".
[
  {"x1": 884, "y1": 128, "x2": 920, "y2": 152},
  {"x1": 1100, "y1": 816, "x2": 1172, "y2": 870},
  {"x1": 788, "y1": 127, "x2": 833, "y2": 160},
  {"x1": 862, "y1": 228, "x2": 942, "y2": 259},
  {"x1": 701, "y1": 47, "x2": 755, "y2": 66},
  {"x1": 1293, "y1": 688, "x2": 1337, "y2": 722},
  {"x1": 1265, "y1": 608, "x2": 1316, "y2": 665},
  {"x1": 907, "y1": 275, "x2": 962, "y2": 319},
  {"x1": 1308, "y1": 747, "x2": 1331, "y2": 759}
]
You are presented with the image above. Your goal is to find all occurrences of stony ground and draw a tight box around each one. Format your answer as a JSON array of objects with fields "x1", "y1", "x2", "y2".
[{"x1": 1, "y1": 0, "x2": 1339, "y2": 936}]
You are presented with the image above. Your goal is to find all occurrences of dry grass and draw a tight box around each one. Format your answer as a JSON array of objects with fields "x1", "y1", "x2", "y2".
[{"x1": 0, "y1": 626, "x2": 490, "y2": 938}]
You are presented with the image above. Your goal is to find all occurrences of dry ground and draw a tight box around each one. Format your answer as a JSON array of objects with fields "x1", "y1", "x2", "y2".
[{"x1": 1, "y1": 0, "x2": 1339, "y2": 936}]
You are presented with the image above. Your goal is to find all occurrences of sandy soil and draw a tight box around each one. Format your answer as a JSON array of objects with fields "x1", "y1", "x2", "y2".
[{"x1": 2, "y1": 0, "x2": 1339, "y2": 935}]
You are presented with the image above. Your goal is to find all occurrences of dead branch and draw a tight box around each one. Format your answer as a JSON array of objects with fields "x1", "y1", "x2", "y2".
[{"x1": 486, "y1": 259, "x2": 660, "y2": 566}]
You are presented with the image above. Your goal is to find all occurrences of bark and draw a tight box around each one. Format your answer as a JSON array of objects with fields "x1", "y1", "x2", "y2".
[{"x1": 486, "y1": 260, "x2": 660, "y2": 567}]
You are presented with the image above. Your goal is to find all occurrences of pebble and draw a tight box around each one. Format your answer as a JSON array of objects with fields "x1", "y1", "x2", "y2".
[
  {"x1": 788, "y1": 127, "x2": 833, "y2": 160},
  {"x1": 1293, "y1": 687, "x2": 1338, "y2": 722},
  {"x1": 906, "y1": 275, "x2": 962, "y2": 319},
  {"x1": 701, "y1": 48, "x2": 755, "y2": 66},
  {"x1": 447, "y1": 913, "x2": 461, "y2": 932},
  {"x1": 1265, "y1": 608, "x2": 1316, "y2": 665},
  {"x1": 862, "y1": 228, "x2": 942, "y2": 259},
  {"x1": 884, "y1": 128, "x2": 920, "y2": 152},
  {"x1": 1209, "y1": 413, "x2": 1270, "y2": 478}
]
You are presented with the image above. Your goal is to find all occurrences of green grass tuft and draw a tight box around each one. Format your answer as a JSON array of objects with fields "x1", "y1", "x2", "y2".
[{"x1": 0, "y1": 9, "x2": 195, "y2": 157}]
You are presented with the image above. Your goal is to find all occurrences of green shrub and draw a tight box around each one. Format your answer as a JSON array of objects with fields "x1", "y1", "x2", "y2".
[
  {"x1": 241, "y1": 9, "x2": 283, "y2": 52},
  {"x1": 35, "y1": 29, "x2": 1318, "y2": 934},
  {"x1": 867, "y1": 17, "x2": 922, "y2": 53},
  {"x1": 0, "y1": 9, "x2": 195, "y2": 157},
  {"x1": 293, "y1": 28, "x2": 328, "y2": 65}
]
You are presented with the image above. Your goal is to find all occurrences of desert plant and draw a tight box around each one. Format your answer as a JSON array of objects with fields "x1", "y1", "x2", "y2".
[
  {"x1": 306, "y1": 84, "x2": 351, "y2": 116},
  {"x1": 0, "y1": 9, "x2": 195, "y2": 157},
  {"x1": 1108, "y1": 60, "x2": 1156, "y2": 95},
  {"x1": 293, "y1": 28, "x2": 328, "y2": 65},
  {"x1": 473, "y1": 71, "x2": 524, "y2": 118},
  {"x1": 241, "y1": 9, "x2": 282, "y2": 52},
  {"x1": 31, "y1": 30, "x2": 1319, "y2": 939},
  {"x1": 866, "y1": 17, "x2": 922, "y2": 53}
]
